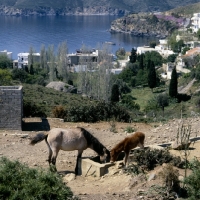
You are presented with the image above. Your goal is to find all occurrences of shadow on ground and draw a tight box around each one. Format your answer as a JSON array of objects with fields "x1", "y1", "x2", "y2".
[{"x1": 22, "y1": 118, "x2": 50, "y2": 131}]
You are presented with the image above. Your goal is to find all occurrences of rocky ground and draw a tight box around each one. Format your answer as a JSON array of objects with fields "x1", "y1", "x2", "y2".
[{"x1": 1, "y1": 117, "x2": 200, "y2": 199}]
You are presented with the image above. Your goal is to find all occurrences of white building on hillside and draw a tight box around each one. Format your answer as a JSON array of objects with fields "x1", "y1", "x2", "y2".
[
  {"x1": 136, "y1": 46, "x2": 156, "y2": 55},
  {"x1": 0, "y1": 50, "x2": 12, "y2": 60},
  {"x1": 191, "y1": 13, "x2": 200, "y2": 33},
  {"x1": 17, "y1": 52, "x2": 40, "y2": 68}
]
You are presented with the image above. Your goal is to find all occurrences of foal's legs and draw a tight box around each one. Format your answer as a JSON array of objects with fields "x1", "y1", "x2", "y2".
[
  {"x1": 124, "y1": 150, "x2": 130, "y2": 167},
  {"x1": 75, "y1": 150, "x2": 83, "y2": 175}
]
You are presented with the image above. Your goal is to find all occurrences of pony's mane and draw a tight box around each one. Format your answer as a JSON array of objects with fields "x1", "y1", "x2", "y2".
[{"x1": 78, "y1": 127, "x2": 107, "y2": 156}]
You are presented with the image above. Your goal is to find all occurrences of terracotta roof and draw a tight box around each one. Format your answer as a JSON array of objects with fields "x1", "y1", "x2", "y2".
[{"x1": 183, "y1": 47, "x2": 200, "y2": 58}]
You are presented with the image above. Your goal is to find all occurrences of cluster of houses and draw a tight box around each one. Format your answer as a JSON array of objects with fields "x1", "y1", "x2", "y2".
[{"x1": 2, "y1": 13, "x2": 200, "y2": 80}]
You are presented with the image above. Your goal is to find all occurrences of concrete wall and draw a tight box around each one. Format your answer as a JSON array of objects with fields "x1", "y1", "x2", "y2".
[{"x1": 0, "y1": 86, "x2": 23, "y2": 130}]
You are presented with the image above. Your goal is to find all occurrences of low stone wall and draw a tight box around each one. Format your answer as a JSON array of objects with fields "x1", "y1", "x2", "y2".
[{"x1": 0, "y1": 86, "x2": 23, "y2": 130}]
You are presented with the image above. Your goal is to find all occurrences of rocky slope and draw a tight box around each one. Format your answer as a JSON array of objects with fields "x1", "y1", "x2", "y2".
[
  {"x1": 110, "y1": 13, "x2": 183, "y2": 38},
  {"x1": 0, "y1": 0, "x2": 199, "y2": 16}
]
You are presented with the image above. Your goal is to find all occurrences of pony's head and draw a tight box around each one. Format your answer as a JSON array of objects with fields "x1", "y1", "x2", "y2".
[{"x1": 99, "y1": 148, "x2": 110, "y2": 163}]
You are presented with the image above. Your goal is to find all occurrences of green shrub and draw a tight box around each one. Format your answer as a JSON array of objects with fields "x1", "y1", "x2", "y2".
[
  {"x1": 124, "y1": 126, "x2": 135, "y2": 133},
  {"x1": 184, "y1": 159, "x2": 200, "y2": 200},
  {"x1": 130, "y1": 148, "x2": 184, "y2": 170},
  {"x1": 0, "y1": 157, "x2": 74, "y2": 200},
  {"x1": 52, "y1": 105, "x2": 66, "y2": 118}
]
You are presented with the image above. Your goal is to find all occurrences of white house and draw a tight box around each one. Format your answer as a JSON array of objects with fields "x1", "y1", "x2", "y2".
[
  {"x1": 161, "y1": 63, "x2": 174, "y2": 80},
  {"x1": 0, "y1": 50, "x2": 12, "y2": 60},
  {"x1": 110, "y1": 68, "x2": 123, "y2": 74},
  {"x1": 191, "y1": 13, "x2": 200, "y2": 33},
  {"x1": 17, "y1": 52, "x2": 40, "y2": 68},
  {"x1": 155, "y1": 39, "x2": 168, "y2": 50},
  {"x1": 136, "y1": 46, "x2": 156, "y2": 55}
]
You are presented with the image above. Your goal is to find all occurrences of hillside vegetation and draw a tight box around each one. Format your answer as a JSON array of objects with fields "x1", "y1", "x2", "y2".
[
  {"x1": 0, "y1": 0, "x2": 199, "y2": 15},
  {"x1": 165, "y1": 2, "x2": 200, "y2": 17}
]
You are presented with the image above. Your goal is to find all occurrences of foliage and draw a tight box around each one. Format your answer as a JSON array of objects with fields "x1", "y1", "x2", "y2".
[
  {"x1": 12, "y1": 68, "x2": 29, "y2": 83},
  {"x1": 109, "y1": 120, "x2": 117, "y2": 133},
  {"x1": 169, "y1": 67, "x2": 178, "y2": 98},
  {"x1": 143, "y1": 51, "x2": 163, "y2": 67},
  {"x1": 184, "y1": 159, "x2": 200, "y2": 200},
  {"x1": 149, "y1": 40, "x2": 157, "y2": 48},
  {"x1": 131, "y1": 148, "x2": 184, "y2": 170},
  {"x1": 52, "y1": 105, "x2": 66, "y2": 118},
  {"x1": 64, "y1": 101, "x2": 131, "y2": 122},
  {"x1": 167, "y1": 54, "x2": 177, "y2": 62},
  {"x1": 156, "y1": 93, "x2": 169, "y2": 116},
  {"x1": 124, "y1": 126, "x2": 135, "y2": 133},
  {"x1": 0, "y1": 69, "x2": 12, "y2": 85},
  {"x1": 0, "y1": 54, "x2": 12, "y2": 69},
  {"x1": 117, "y1": 66, "x2": 136, "y2": 83},
  {"x1": 0, "y1": 157, "x2": 74, "y2": 200},
  {"x1": 158, "y1": 163, "x2": 180, "y2": 192},
  {"x1": 148, "y1": 61, "x2": 157, "y2": 91},
  {"x1": 116, "y1": 47, "x2": 126, "y2": 59},
  {"x1": 111, "y1": 84, "x2": 120, "y2": 102},
  {"x1": 120, "y1": 94, "x2": 140, "y2": 110},
  {"x1": 135, "y1": 69, "x2": 148, "y2": 86},
  {"x1": 168, "y1": 38, "x2": 185, "y2": 53},
  {"x1": 182, "y1": 47, "x2": 190, "y2": 55},
  {"x1": 129, "y1": 48, "x2": 137, "y2": 63},
  {"x1": 196, "y1": 29, "x2": 200, "y2": 39}
]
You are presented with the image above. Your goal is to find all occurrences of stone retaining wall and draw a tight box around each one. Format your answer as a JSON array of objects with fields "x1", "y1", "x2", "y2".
[{"x1": 0, "y1": 86, "x2": 23, "y2": 130}]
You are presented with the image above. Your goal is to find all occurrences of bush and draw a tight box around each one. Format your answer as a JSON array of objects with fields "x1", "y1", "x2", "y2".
[
  {"x1": 130, "y1": 148, "x2": 184, "y2": 170},
  {"x1": 184, "y1": 159, "x2": 200, "y2": 200},
  {"x1": 52, "y1": 105, "x2": 66, "y2": 118},
  {"x1": 0, "y1": 157, "x2": 74, "y2": 200}
]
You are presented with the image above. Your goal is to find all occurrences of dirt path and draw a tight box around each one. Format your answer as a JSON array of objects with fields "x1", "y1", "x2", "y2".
[
  {"x1": 178, "y1": 78, "x2": 196, "y2": 94},
  {"x1": 1, "y1": 117, "x2": 200, "y2": 199}
]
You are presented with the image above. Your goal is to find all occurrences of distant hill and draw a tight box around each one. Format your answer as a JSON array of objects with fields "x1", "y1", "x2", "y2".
[
  {"x1": 164, "y1": 2, "x2": 200, "y2": 17},
  {"x1": 0, "y1": 0, "x2": 199, "y2": 16}
]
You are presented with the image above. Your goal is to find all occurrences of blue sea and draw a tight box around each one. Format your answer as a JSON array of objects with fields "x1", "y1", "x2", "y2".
[{"x1": 0, "y1": 15, "x2": 157, "y2": 59}]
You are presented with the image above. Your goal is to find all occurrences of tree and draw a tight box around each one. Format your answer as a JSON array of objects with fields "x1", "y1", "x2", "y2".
[
  {"x1": 0, "y1": 55, "x2": 12, "y2": 69},
  {"x1": 197, "y1": 29, "x2": 200, "y2": 40},
  {"x1": 40, "y1": 44, "x2": 47, "y2": 70},
  {"x1": 182, "y1": 47, "x2": 190, "y2": 55},
  {"x1": 156, "y1": 93, "x2": 169, "y2": 117},
  {"x1": 169, "y1": 67, "x2": 178, "y2": 98},
  {"x1": 167, "y1": 54, "x2": 177, "y2": 63},
  {"x1": 149, "y1": 41, "x2": 157, "y2": 48},
  {"x1": 47, "y1": 45, "x2": 56, "y2": 82},
  {"x1": 57, "y1": 41, "x2": 68, "y2": 82},
  {"x1": 120, "y1": 94, "x2": 140, "y2": 110},
  {"x1": 148, "y1": 61, "x2": 157, "y2": 92},
  {"x1": 28, "y1": 46, "x2": 34, "y2": 68},
  {"x1": 116, "y1": 47, "x2": 126, "y2": 59},
  {"x1": 143, "y1": 51, "x2": 163, "y2": 67},
  {"x1": 0, "y1": 69, "x2": 12, "y2": 85},
  {"x1": 29, "y1": 64, "x2": 34, "y2": 75},
  {"x1": 111, "y1": 84, "x2": 120, "y2": 102},
  {"x1": 12, "y1": 68, "x2": 29, "y2": 83},
  {"x1": 139, "y1": 53, "x2": 144, "y2": 70},
  {"x1": 129, "y1": 48, "x2": 137, "y2": 63}
]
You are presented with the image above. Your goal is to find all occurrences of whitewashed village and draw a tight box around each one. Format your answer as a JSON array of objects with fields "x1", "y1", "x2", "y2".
[{"x1": 1, "y1": 13, "x2": 200, "y2": 82}]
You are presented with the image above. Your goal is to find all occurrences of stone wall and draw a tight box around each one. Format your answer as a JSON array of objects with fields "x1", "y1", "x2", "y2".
[{"x1": 0, "y1": 86, "x2": 23, "y2": 130}]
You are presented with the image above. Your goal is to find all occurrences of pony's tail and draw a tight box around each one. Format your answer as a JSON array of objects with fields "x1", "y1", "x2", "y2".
[{"x1": 29, "y1": 133, "x2": 47, "y2": 145}]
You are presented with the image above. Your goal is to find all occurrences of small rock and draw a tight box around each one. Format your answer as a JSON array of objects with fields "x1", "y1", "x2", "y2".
[{"x1": 63, "y1": 173, "x2": 76, "y2": 183}]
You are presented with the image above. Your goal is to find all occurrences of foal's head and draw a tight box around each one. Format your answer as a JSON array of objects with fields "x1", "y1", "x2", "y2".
[
  {"x1": 99, "y1": 148, "x2": 110, "y2": 163},
  {"x1": 110, "y1": 149, "x2": 119, "y2": 163}
]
